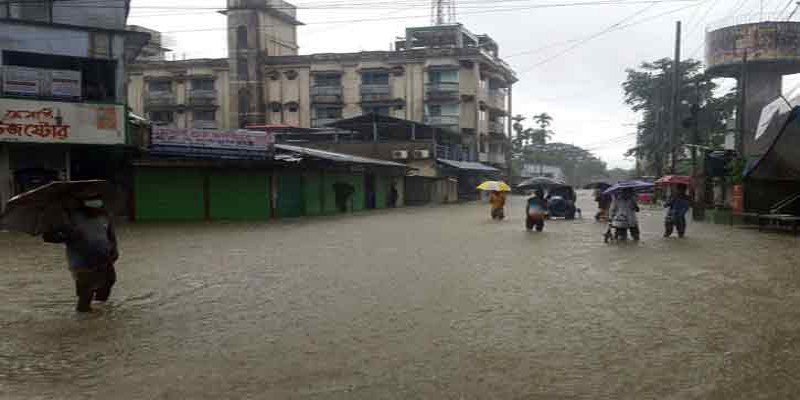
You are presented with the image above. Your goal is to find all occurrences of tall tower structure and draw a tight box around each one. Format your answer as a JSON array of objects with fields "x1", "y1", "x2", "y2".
[
  {"x1": 431, "y1": 0, "x2": 456, "y2": 25},
  {"x1": 225, "y1": 0, "x2": 302, "y2": 128},
  {"x1": 705, "y1": 21, "x2": 800, "y2": 158}
]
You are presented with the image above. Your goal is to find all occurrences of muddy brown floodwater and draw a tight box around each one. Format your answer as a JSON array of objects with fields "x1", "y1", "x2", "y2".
[{"x1": 2, "y1": 192, "x2": 800, "y2": 399}]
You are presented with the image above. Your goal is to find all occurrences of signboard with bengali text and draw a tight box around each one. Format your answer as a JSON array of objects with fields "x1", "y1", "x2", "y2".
[
  {"x1": 150, "y1": 127, "x2": 274, "y2": 159},
  {"x1": 0, "y1": 98, "x2": 124, "y2": 145},
  {"x1": 706, "y1": 22, "x2": 800, "y2": 70}
]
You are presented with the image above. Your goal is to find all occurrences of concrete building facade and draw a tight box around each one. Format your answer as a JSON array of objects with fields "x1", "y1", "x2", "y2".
[
  {"x1": 127, "y1": 0, "x2": 516, "y2": 169},
  {"x1": 0, "y1": 0, "x2": 148, "y2": 211}
]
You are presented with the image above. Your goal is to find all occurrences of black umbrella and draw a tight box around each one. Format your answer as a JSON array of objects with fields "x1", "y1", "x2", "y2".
[
  {"x1": 0, "y1": 180, "x2": 112, "y2": 235},
  {"x1": 517, "y1": 177, "x2": 566, "y2": 189},
  {"x1": 583, "y1": 182, "x2": 611, "y2": 190}
]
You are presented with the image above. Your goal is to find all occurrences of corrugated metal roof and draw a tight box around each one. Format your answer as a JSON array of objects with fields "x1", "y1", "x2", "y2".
[
  {"x1": 274, "y1": 144, "x2": 408, "y2": 168},
  {"x1": 437, "y1": 159, "x2": 500, "y2": 172}
]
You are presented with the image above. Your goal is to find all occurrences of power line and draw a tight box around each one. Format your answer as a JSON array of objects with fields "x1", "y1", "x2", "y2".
[{"x1": 514, "y1": 1, "x2": 702, "y2": 74}]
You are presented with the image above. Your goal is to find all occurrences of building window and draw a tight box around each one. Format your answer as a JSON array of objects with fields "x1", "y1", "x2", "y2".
[
  {"x1": 269, "y1": 102, "x2": 282, "y2": 112},
  {"x1": 191, "y1": 79, "x2": 214, "y2": 91},
  {"x1": 361, "y1": 71, "x2": 388, "y2": 85},
  {"x1": 428, "y1": 69, "x2": 458, "y2": 83},
  {"x1": 237, "y1": 57, "x2": 248, "y2": 81},
  {"x1": 363, "y1": 106, "x2": 390, "y2": 116},
  {"x1": 314, "y1": 106, "x2": 342, "y2": 119},
  {"x1": 479, "y1": 110, "x2": 487, "y2": 121},
  {"x1": 149, "y1": 111, "x2": 173, "y2": 124},
  {"x1": 148, "y1": 80, "x2": 171, "y2": 93},
  {"x1": 313, "y1": 73, "x2": 340, "y2": 87},
  {"x1": 286, "y1": 102, "x2": 299, "y2": 112},
  {"x1": 284, "y1": 70, "x2": 298, "y2": 80},
  {"x1": 426, "y1": 103, "x2": 458, "y2": 116},
  {"x1": 480, "y1": 136, "x2": 487, "y2": 153},
  {"x1": 267, "y1": 70, "x2": 280, "y2": 80},
  {"x1": 312, "y1": 106, "x2": 342, "y2": 127},
  {"x1": 236, "y1": 26, "x2": 248, "y2": 50},
  {"x1": 11, "y1": 0, "x2": 52, "y2": 22},
  {"x1": 193, "y1": 110, "x2": 215, "y2": 121}
]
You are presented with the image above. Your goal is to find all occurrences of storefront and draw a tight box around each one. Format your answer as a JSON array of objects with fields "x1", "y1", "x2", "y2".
[{"x1": 0, "y1": 98, "x2": 126, "y2": 211}]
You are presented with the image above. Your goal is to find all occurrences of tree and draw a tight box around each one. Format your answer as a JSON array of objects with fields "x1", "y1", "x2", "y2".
[
  {"x1": 622, "y1": 58, "x2": 736, "y2": 176},
  {"x1": 533, "y1": 113, "x2": 553, "y2": 128}
]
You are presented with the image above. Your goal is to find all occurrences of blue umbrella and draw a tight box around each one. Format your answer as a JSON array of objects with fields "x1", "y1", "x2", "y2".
[{"x1": 602, "y1": 180, "x2": 654, "y2": 195}]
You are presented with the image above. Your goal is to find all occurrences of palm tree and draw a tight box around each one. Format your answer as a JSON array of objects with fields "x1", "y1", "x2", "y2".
[{"x1": 533, "y1": 113, "x2": 553, "y2": 129}]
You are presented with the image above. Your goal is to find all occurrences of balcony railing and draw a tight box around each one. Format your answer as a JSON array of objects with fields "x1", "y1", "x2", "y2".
[
  {"x1": 489, "y1": 152, "x2": 506, "y2": 164},
  {"x1": 360, "y1": 84, "x2": 391, "y2": 102},
  {"x1": 425, "y1": 82, "x2": 459, "y2": 99},
  {"x1": 488, "y1": 89, "x2": 507, "y2": 110},
  {"x1": 488, "y1": 120, "x2": 504, "y2": 133},
  {"x1": 145, "y1": 91, "x2": 176, "y2": 106},
  {"x1": 311, "y1": 117, "x2": 340, "y2": 128},
  {"x1": 188, "y1": 89, "x2": 217, "y2": 106},
  {"x1": 191, "y1": 120, "x2": 218, "y2": 129},
  {"x1": 424, "y1": 115, "x2": 459, "y2": 128},
  {"x1": 310, "y1": 86, "x2": 343, "y2": 96}
]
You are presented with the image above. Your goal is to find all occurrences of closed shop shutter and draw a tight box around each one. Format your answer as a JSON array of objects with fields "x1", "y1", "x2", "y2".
[
  {"x1": 276, "y1": 172, "x2": 304, "y2": 218},
  {"x1": 209, "y1": 171, "x2": 271, "y2": 220},
  {"x1": 135, "y1": 168, "x2": 205, "y2": 220},
  {"x1": 303, "y1": 171, "x2": 324, "y2": 216}
]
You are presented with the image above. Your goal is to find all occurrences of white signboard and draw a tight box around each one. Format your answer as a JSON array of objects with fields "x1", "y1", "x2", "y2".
[
  {"x1": 49, "y1": 70, "x2": 82, "y2": 99},
  {"x1": 0, "y1": 98, "x2": 125, "y2": 145},
  {"x1": 151, "y1": 127, "x2": 274, "y2": 159},
  {"x1": 2, "y1": 67, "x2": 41, "y2": 96}
]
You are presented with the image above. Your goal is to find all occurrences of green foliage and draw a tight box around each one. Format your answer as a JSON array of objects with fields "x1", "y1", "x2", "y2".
[
  {"x1": 510, "y1": 113, "x2": 607, "y2": 184},
  {"x1": 622, "y1": 57, "x2": 737, "y2": 176}
]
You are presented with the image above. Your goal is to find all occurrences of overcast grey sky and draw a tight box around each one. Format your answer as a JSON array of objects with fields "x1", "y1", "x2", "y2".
[{"x1": 128, "y1": 0, "x2": 799, "y2": 168}]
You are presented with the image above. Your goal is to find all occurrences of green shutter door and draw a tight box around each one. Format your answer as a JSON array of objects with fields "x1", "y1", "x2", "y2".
[
  {"x1": 135, "y1": 168, "x2": 205, "y2": 221},
  {"x1": 375, "y1": 175, "x2": 388, "y2": 209},
  {"x1": 304, "y1": 171, "x2": 324, "y2": 216},
  {"x1": 208, "y1": 171, "x2": 271, "y2": 220},
  {"x1": 276, "y1": 172, "x2": 305, "y2": 218}
]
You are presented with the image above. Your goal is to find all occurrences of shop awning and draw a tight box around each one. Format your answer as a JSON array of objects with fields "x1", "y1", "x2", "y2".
[
  {"x1": 274, "y1": 144, "x2": 408, "y2": 169},
  {"x1": 437, "y1": 159, "x2": 499, "y2": 172},
  {"x1": 746, "y1": 108, "x2": 800, "y2": 181}
]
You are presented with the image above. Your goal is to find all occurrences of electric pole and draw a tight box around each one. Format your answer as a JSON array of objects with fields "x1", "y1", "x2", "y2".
[
  {"x1": 669, "y1": 20, "x2": 681, "y2": 175},
  {"x1": 737, "y1": 50, "x2": 748, "y2": 158}
]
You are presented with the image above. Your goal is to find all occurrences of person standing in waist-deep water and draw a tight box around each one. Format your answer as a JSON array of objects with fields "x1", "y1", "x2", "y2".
[
  {"x1": 664, "y1": 184, "x2": 691, "y2": 238},
  {"x1": 489, "y1": 190, "x2": 506, "y2": 220},
  {"x1": 43, "y1": 194, "x2": 119, "y2": 312}
]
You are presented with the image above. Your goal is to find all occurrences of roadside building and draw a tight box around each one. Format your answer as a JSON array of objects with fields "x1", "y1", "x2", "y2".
[
  {"x1": 0, "y1": 0, "x2": 148, "y2": 211},
  {"x1": 127, "y1": 0, "x2": 516, "y2": 173},
  {"x1": 521, "y1": 163, "x2": 566, "y2": 182},
  {"x1": 131, "y1": 126, "x2": 408, "y2": 221},
  {"x1": 269, "y1": 114, "x2": 499, "y2": 203}
]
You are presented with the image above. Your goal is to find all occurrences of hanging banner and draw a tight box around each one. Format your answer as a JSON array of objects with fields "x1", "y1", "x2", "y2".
[
  {"x1": 2, "y1": 67, "x2": 41, "y2": 96},
  {"x1": 0, "y1": 98, "x2": 125, "y2": 145},
  {"x1": 49, "y1": 70, "x2": 82, "y2": 99},
  {"x1": 150, "y1": 127, "x2": 274, "y2": 159}
]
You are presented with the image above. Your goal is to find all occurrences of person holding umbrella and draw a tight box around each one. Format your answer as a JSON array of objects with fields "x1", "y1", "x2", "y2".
[
  {"x1": 1, "y1": 180, "x2": 119, "y2": 312},
  {"x1": 663, "y1": 183, "x2": 692, "y2": 238},
  {"x1": 477, "y1": 181, "x2": 511, "y2": 220},
  {"x1": 43, "y1": 192, "x2": 119, "y2": 312}
]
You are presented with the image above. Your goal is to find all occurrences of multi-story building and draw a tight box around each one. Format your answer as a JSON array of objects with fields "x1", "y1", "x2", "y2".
[
  {"x1": 127, "y1": 0, "x2": 516, "y2": 169},
  {"x1": 0, "y1": 0, "x2": 148, "y2": 211}
]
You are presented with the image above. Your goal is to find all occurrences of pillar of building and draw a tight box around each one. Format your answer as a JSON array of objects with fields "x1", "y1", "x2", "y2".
[{"x1": 0, "y1": 144, "x2": 11, "y2": 213}]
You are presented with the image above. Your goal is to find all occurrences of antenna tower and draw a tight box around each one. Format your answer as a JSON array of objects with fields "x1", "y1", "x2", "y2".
[{"x1": 431, "y1": 0, "x2": 456, "y2": 25}]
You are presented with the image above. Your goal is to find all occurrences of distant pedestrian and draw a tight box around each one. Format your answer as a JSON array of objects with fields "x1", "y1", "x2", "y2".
[
  {"x1": 664, "y1": 184, "x2": 691, "y2": 238},
  {"x1": 389, "y1": 183, "x2": 398, "y2": 208},
  {"x1": 43, "y1": 194, "x2": 119, "y2": 312},
  {"x1": 489, "y1": 190, "x2": 506, "y2": 220}
]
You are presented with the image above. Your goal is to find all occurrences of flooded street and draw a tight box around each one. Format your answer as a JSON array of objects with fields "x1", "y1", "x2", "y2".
[{"x1": 2, "y1": 192, "x2": 800, "y2": 399}]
